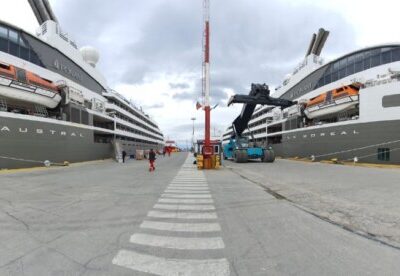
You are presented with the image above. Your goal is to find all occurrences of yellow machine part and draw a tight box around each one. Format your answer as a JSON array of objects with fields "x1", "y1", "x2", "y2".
[{"x1": 197, "y1": 154, "x2": 220, "y2": 170}]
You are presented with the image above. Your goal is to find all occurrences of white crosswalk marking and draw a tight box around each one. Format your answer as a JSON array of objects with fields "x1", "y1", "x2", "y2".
[
  {"x1": 112, "y1": 250, "x2": 230, "y2": 276},
  {"x1": 165, "y1": 187, "x2": 210, "y2": 190},
  {"x1": 164, "y1": 189, "x2": 211, "y2": 194},
  {"x1": 112, "y1": 154, "x2": 229, "y2": 275},
  {"x1": 148, "y1": 210, "x2": 217, "y2": 219},
  {"x1": 130, "y1": 233, "x2": 225, "y2": 249},
  {"x1": 140, "y1": 220, "x2": 221, "y2": 232},
  {"x1": 170, "y1": 183, "x2": 208, "y2": 186},
  {"x1": 159, "y1": 198, "x2": 214, "y2": 204},
  {"x1": 161, "y1": 194, "x2": 212, "y2": 198},
  {"x1": 153, "y1": 204, "x2": 216, "y2": 211}
]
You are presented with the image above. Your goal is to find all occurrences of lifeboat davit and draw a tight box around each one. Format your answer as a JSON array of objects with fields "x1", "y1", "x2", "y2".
[
  {"x1": 0, "y1": 62, "x2": 61, "y2": 108},
  {"x1": 304, "y1": 85, "x2": 360, "y2": 119}
]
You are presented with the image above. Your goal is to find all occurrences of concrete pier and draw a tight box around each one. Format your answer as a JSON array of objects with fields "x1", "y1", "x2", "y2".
[{"x1": 1, "y1": 153, "x2": 400, "y2": 275}]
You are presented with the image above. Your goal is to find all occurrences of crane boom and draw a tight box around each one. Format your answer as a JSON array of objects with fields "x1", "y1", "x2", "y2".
[{"x1": 228, "y1": 83, "x2": 295, "y2": 137}]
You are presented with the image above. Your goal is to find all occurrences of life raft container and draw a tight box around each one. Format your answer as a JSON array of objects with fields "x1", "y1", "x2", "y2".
[
  {"x1": 0, "y1": 61, "x2": 62, "y2": 108},
  {"x1": 304, "y1": 85, "x2": 360, "y2": 119}
]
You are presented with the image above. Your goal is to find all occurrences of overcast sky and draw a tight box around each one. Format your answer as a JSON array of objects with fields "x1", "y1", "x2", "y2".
[{"x1": 2, "y1": 0, "x2": 400, "y2": 146}]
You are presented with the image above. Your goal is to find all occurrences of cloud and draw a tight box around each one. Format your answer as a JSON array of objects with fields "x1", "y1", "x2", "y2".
[
  {"x1": 172, "y1": 91, "x2": 195, "y2": 101},
  {"x1": 142, "y1": 103, "x2": 165, "y2": 109},
  {"x1": 169, "y1": 82, "x2": 190, "y2": 89}
]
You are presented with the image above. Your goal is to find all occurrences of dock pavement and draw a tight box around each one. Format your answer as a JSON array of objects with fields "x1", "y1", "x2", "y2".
[{"x1": 1, "y1": 153, "x2": 400, "y2": 275}]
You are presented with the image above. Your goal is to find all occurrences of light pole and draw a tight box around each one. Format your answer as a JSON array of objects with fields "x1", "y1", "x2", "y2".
[{"x1": 191, "y1": 117, "x2": 196, "y2": 152}]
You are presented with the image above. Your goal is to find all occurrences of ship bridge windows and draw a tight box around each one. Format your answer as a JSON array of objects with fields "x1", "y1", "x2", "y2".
[{"x1": 0, "y1": 26, "x2": 8, "y2": 52}]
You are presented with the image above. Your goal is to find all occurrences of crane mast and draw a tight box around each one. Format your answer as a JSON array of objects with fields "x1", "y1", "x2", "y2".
[{"x1": 202, "y1": 0, "x2": 212, "y2": 157}]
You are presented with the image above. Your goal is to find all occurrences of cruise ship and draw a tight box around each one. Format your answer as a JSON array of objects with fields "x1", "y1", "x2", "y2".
[
  {"x1": 223, "y1": 28, "x2": 400, "y2": 164},
  {"x1": 0, "y1": 1, "x2": 164, "y2": 169}
]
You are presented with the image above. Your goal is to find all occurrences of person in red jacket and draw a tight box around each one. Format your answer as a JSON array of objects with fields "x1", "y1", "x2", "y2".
[{"x1": 148, "y1": 149, "x2": 156, "y2": 172}]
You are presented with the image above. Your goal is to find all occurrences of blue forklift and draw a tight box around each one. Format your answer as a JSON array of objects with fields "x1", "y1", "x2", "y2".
[{"x1": 223, "y1": 83, "x2": 295, "y2": 163}]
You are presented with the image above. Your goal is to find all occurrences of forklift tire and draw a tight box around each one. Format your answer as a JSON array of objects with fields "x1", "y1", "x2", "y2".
[
  {"x1": 234, "y1": 150, "x2": 248, "y2": 163},
  {"x1": 262, "y1": 149, "x2": 275, "y2": 163}
]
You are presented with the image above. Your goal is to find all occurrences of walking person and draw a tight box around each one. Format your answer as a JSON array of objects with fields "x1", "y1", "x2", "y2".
[
  {"x1": 122, "y1": 150, "x2": 127, "y2": 163},
  {"x1": 148, "y1": 149, "x2": 156, "y2": 172}
]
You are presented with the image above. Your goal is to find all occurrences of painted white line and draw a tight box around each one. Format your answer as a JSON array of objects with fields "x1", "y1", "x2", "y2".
[
  {"x1": 140, "y1": 221, "x2": 221, "y2": 232},
  {"x1": 170, "y1": 184, "x2": 208, "y2": 186},
  {"x1": 172, "y1": 182, "x2": 207, "y2": 184},
  {"x1": 148, "y1": 210, "x2": 217, "y2": 219},
  {"x1": 169, "y1": 185, "x2": 208, "y2": 187},
  {"x1": 165, "y1": 190, "x2": 210, "y2": 194},
  {"x1": 171, "y1": 181, "x2": 207, "y2": 183},
  {"x1": 130, "y1": 233, "x2": 224, "y2": 249},
  {"x1": 173, "y1": 179, "x2": 206, "y2": 181},
  {"x1": 159, "y1": 198, "x2": 214, "y2": 204},
  {"x1": 154, "y1": 204, "x2": 216, "y2": 211},
  {"x1": 162, "y1": 194, "x2": 212, "y2": 199},
  {"x1": 112, "y1": 250, "x2": 230, "y2": 275},
  {"x1": 167, "y1": 187, "x2": 209, "y2": 190},
  {"x1": 173, "y1": 181, "x2": 205, "y2": 183}
]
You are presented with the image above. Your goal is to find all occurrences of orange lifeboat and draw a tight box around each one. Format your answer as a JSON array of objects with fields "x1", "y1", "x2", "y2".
[
  {"x1": 304, "y1": 85, "x2": 360, "y2": 119},
  {"x1": 0, "y1": 62, "x2": 61, "y2": 108}
]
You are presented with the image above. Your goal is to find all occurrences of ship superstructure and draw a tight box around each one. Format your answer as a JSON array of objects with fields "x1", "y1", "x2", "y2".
[
  {"x1": 0, "y1": 2, "x2": 164, "y2": 168},
  {"x1": 223, "y1": 29, "x2": 400, "y2": 164}
]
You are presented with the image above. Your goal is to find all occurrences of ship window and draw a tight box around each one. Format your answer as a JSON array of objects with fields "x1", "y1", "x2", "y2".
[
  {"x1": 346, "y1": 63, "x2": 355, "y2": 75},
  {"x1": 363, "y1": 57, "x2": 371, "y2": 70},
  {"x1": 0, "y1": 25, "x2": 8, "y2": 52},
  {"x1": 363, "y1": 50, "x2": 372, "y2": 58},
  {"x1": 19, "y1": 37, "x2": 29, "y2": 60},
  {"x1": 338, "y1": 68, "x2": 346, "y2": 79},
  {"x1": 382, "y1": 94, "x2": 400, "y2": 108},
  {"x1": 317, "y1": 77, "x2": 324, "y2": 88},
  {"x1": 332, "y1": 61, "x2": 340, "y2": 71},
  {"x1": 331, "y1": 71, "x2": 338, "y2": 82},
  {"x1": 8, "y1": 30, "x2": 19, "y2": 56},
  {"x1": 382, "y1": 50, "x2": 392, "y2": 64},
  {"x1": 377, "y1": 148, "x2": 390, "y2": 161},
  {"x1": 391, "y1": 48, "x2": 400, "y2": 62},
  {"x1": 324, "y1": 73, "x2": 331, "y2": 84},
  {"x1": 371, "y1": 54, "x2": 381, "y2": 67},
  {"x1": 339, "y1": 58, "x2": 347, "y2": 68},
  {"x1": 353, "y1": 52, "x2": 364, "y2": 62},
  {"x1": 354, "y1": 60, "x2": 363, "y2": 73}
]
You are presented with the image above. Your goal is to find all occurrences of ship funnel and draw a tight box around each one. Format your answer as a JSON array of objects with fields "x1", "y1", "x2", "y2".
[
  {"x1": 307, "y1": 28, "x2": 330, "y2": 57},
  {"x1": 315, "y1": 30, "x2": 329, "y2": 56},
  {"x1": 27, "y1": 0, "x2": 59, "y2": 25},
  {"x1": 305, "y1": 33, "x2": 316, "y2": 57}
]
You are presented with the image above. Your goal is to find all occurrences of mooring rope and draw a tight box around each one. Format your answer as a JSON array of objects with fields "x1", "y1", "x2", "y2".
[
  {"x1": 312, "y1": 139, "x2": 400, "y2": 159},
  {"x1": 0, "y1": 155, "x2": 65, "y2": 166}
]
